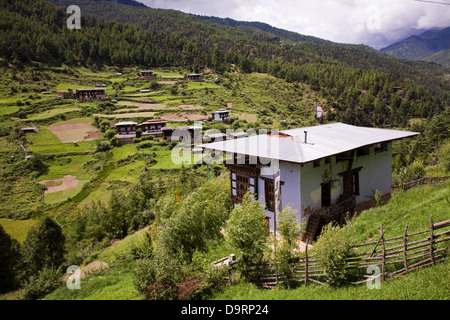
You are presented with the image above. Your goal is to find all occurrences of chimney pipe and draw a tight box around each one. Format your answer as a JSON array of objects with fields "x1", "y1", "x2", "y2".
[{"x1": 304, "y1": 131, "x2": 308, "y2": 144}]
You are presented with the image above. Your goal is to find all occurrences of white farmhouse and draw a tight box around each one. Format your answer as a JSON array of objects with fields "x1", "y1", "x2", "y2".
[
  {"x1": 200, "y1": 123, "x2": 419, "y2": 242},
  {"x1": 211, "y1": 109, "x2": 230, "y2": 122}
]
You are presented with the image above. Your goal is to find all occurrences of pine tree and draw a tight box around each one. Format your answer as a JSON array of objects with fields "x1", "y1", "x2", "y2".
[
  {"x1": 0, "y1": 225, "x2": 21, "y2": 292},
  {"x1": 21, "y1": 217, "x2": 65, "y2": 278}
]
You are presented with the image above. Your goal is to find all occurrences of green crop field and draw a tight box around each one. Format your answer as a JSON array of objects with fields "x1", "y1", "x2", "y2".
[
  {"x1": 0, "y1": 218, "x2": 38, "y2": 243},
  {"x1": 26, "y1": 128, "x2": 98, "y2": 154}
]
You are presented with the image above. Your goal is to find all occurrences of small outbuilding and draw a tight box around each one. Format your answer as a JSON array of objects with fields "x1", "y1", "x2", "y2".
[
  {"x1": 115, "y1": 121, "x2": 137, "y2": 144},
  {"x1": 58, "y1": 90, "x2": 75, "y2": 99},
  {"x1": 211, "y1": 109, "x2": 230, "y2": 122},
  {"x1": 140, "y1": 70, "x2": 156, "y2": 80},
  {"x1": 187, "y1": 74, "x2": 202, "y2": 82},
  {"x1": 75, "y1": 88, "x2": 107, "y2": 102},
  {"x1": 139, "y1": 119, "x2": 167, "y2": 137}
]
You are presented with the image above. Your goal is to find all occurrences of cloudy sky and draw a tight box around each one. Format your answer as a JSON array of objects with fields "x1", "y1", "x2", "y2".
[{"x1": 138, "y1": 0, "x2": 450, "y2": 49}]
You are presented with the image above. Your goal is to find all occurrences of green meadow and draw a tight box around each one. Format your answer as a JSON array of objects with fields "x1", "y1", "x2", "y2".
[
  {"x1": 38, "y1": 182, "x2": 450, "y2": 301},
  {"x1": 0, "y1": 218, "x2": 38, "y2": 243}
]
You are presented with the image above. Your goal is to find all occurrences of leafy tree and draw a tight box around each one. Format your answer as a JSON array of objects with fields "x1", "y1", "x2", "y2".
[
  {"x1": 437, "y1": 140, "x2": 450, "y2": 172},
  {"x1": 273, "y1": 206, "x2": 302, "y2": 288},
  {"x1": 314, "y1": 223, "x2": 354, "y2": 286},
  {"x1": 225, "y1": 191, "x2": 268, "y2": 279},
  {"x1": 20, "y1": 267, "x2": 62, "y2": 300},
  {"x1": 156, "y1": 177, "x2": 232, "y2": 261},
  {"x1": 21, "y1": 217, "x2": 65, "y2": 278},
  {"x1": 0, "y1": 225, "x2": 21, "y2": 292}
]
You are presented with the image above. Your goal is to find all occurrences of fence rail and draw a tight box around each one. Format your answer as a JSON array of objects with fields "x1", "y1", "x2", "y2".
[
  {"x1": 247, "y1": 215, "x2": 450, "y2": 289},
  {"x1": 392, "y1": 175, "x2": 449, "y2": 190}
]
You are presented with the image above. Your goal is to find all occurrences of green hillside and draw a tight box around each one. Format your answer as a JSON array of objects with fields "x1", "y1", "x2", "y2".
[
  {"x1": 0, "y1": 0, "x2": 449, "y2": 301},
  {"x1": 38, "y1": 181, "x2": 450, "y2": 300},
  {"x1": 424, "y1": 49, "x2": 450, "y2": 68}
]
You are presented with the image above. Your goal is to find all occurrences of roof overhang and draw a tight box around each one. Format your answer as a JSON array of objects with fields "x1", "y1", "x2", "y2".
[{"x1": 199, "y1": 123, "x2": 419, "y2": 165}]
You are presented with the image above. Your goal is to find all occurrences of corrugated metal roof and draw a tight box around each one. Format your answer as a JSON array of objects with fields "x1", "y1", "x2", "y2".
[
  {"x1": 212, "y1": 109, "x2": 230, "y2": 114},
  {"x1": 115, "y1": 121, "x2": 137, "y2": 126},
  {"x1": 200, "y1": 123, "x2": 419, "y2": 164}
]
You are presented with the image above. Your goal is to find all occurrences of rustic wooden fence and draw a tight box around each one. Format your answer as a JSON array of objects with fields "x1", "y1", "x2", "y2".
[
  {"x1": 247, "y1": 215, "x2": 450, "y2": 289},
  {"x1": 392, "y1": 175, "x2": 449, "y2": 191}
]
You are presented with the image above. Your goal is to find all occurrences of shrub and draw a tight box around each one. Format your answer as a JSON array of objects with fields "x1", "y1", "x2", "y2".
[
  {"x1": 96, "y1": 140, "x2": 111, "y2": 152},
  {"x1": 156, "y1": 178, "x2": 232, "y2": 260},
  {"x1": 274, "y1": 206, "x2": 302, "y2": 288},
  {"x1": 437, "y1": 140, "x2": 450, "y2": 172},
  {"x1": 133, "y1": 249, "x2": 181, "y2": 300},
  {"x1": 20, "y1": 267, "x2": 62, "y2": 300},
  {"x1": 225, "y1": 192, "x2": 268, "y2": 279},
  {"x1": 314, "y1": 223, "x2": 354, "y2": 286},
  {"x1": 372, "y1": 189, "x2": 383, "y2": 207}
]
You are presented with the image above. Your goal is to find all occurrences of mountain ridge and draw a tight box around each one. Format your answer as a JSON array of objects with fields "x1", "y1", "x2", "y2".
[{"x1": 380, "y1": 27, "x2": 450, "y2": 65}]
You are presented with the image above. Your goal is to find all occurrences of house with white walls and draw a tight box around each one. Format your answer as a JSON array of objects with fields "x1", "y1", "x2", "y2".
[
  {"x1": 211, "y1": 109, "x2": 230, "y2": 122},
  {"x1": 200, "y1": 122, "x2": 419, "y2": 242}
]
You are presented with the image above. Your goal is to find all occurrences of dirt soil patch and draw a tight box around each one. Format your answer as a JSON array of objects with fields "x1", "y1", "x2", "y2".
[
  {"x1": 48, "y1": 122, "x2": 101, "y2": 143},
  {"x1": 40, "y1": 175, "x2": 79, "y2": 194},
  {"x1": 169, "y1": 105, "x2": 204, "y2": 110},
  {"x1": 117, "y1": 102, "x2": 166, "y2": 111},
  {"x1": 161, "y1": 112, "x2": 209, "y2": 122},
  {"x1": 157, "y1": 80, "x2": 178, "y2": 84}
]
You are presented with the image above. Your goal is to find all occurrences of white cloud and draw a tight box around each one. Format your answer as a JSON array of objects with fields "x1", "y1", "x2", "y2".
[{"x1": 139, "y1": 0, "x2": 450, "y2": 49}]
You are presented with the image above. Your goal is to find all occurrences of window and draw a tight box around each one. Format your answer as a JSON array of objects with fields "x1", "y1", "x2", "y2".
[
  {"x1": 357, "y1": 147, "x2": 371, "y2": 157},
  {"x1": 342, "y1": 168, "x2": 361, "y2": 196},
  {"x1": 231, "y1": 171, "x2": 257, "y2": 204},
  {"x1": 313, "y1": 160, "x2": 321, "y2": 168},
  {"x1": 374, "y1": 142, "x2": 388, "y2": 153},
  {"x1": 264, "y1": 178, "x2": 275, "y2": 212},
  {"x1": 321, "y1": 181, "x2": 331, "y2": 207}
]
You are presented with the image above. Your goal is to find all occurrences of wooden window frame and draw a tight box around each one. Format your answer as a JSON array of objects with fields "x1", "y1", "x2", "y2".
[
  {"x1": 230, "y1": 170, "x2": 257, "y2": 204},
  {"x1": 339, "y1": 167, "x2": 362, "y2": 197},
  {"x1": 321, "y1": 180, "x2": 331, "y2": 207},
  {"x1": 264, "y1": 178, "x2": 275, "y2": 212}
]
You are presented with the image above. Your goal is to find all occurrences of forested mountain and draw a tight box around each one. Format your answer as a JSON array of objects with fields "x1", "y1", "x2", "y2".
[
  {"x1": 198, "y1": 15, "x2": 331, "y2": 45},
  {"x1": 1, "y1": 0, "x2": 449, "y2": 129},
  {"x1": 423, "y1": 49, "x2": 450, "y2": 67},
  {"x1": 381, "y1": 27, "x2": 450, "y2": 63}
]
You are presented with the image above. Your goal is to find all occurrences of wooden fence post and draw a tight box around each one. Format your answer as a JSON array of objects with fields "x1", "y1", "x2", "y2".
[
  {"x1": 304, "y1": 241, "x2": 309, "y2": 287},
  {"x1": 403, "y1": 225, "x2": 408, "y2": 274},
  {"x1": 430, "y1": 215, "x2": 435, "y2": 266},
  {"x1": 380, "y1": 224, "x2": 386, "y2": 281}
]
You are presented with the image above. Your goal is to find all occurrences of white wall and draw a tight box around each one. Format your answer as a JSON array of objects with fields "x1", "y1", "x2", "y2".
[
  {"x1": 299, "y1": 142, "x2": 393, "y2": 213},
  {"x1": 249, "y1": 143, "x2": 393, "y2": 232},
  {"x1": 352, "y1": 143, "x2": 393, "y2": 204},
  {"x1": 258, "y1": 161, "x2": 301, "y2": 232}
]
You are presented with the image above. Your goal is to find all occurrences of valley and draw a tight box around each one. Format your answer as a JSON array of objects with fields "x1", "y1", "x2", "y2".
[{"x1": 0, "y1": 0, "x2": 448, "y2": 303}]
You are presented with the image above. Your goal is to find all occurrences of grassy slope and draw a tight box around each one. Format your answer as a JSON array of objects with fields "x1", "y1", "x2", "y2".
[
  {"x1": 39, "y1": 182, "x2": 450, "y2": 300},
  {"x1": 213, "y1": 181, "x2": 450, "y2": 300},
  {"x1": 214, "y1": 259, "x2": 450, "y2": 300}
]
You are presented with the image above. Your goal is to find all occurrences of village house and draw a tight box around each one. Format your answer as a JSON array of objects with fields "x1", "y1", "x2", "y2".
[
  {"x1": 75, "y1": 88, "x2": 107, "y2": 102},
  {"x1": 162, "y1": 125, "x2": 202, "y2": 144},
  {"x1": 20, "y1": 126, "x2": 38, "y2": 134},
  {"x1": 186, "y1": 73, "x2": 202, "y2": 82},
  {"x1": 211, "y1": 109, "x2": 230, "y2": 122},
  {"x1": 57, "y1": 90, "x2": 75, "y2": 99},
  {"x1": 139, "y1": 119, "x2": 167, "y2": 137},
  {"x1": 200, "y1": 122, "x2": 419, "y2": 242},
  {"x1": 228, "y1": 131, "x2": 248, "y2": 139},
  {"x1": 140, "y1": 70, "x2": 156, "y2": 80},
  {"x1": 115, "y1": 121, "x2": 137, "y2": 144}
]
